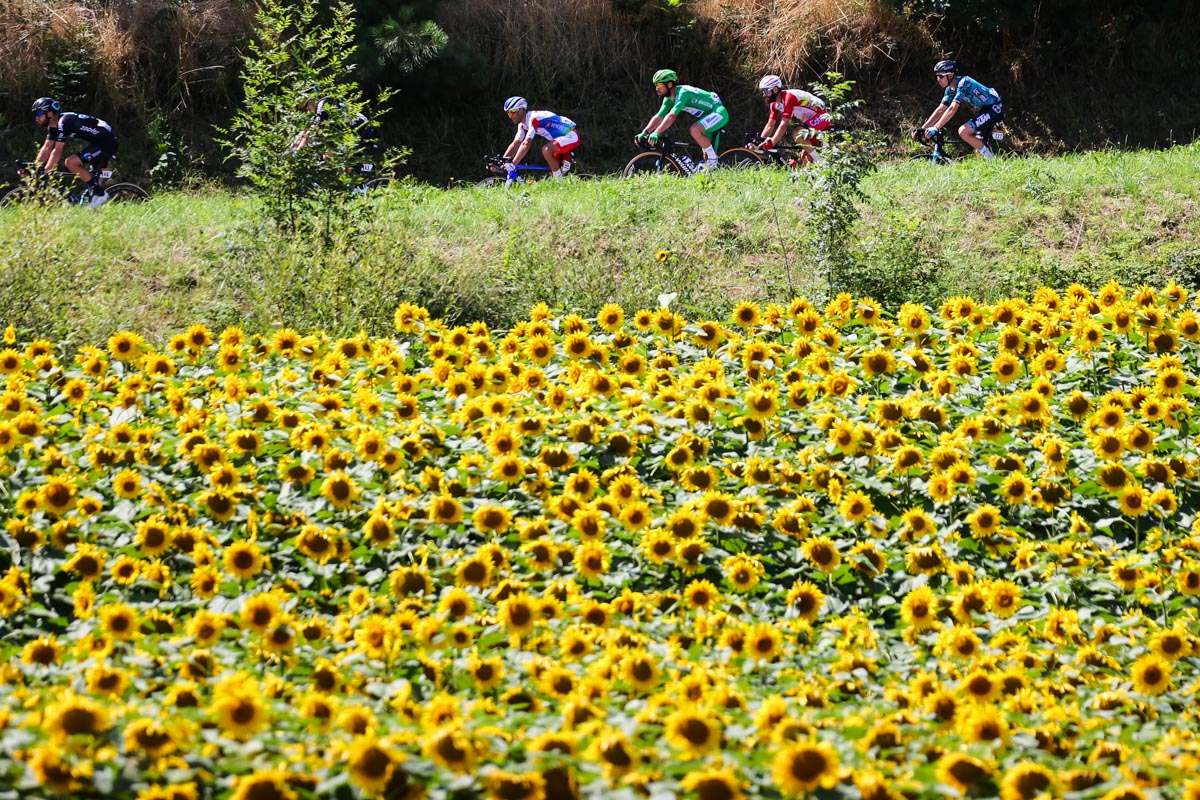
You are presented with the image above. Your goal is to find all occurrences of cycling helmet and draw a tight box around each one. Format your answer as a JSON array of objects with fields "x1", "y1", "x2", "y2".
[
  {"x1": 32, "y1": 97, "x2": 60, "y2": 115},
  {"x1": 758, "y1": 75, "x2": 783, "y2": 93},
  {"x1": 934, "y1": 59, "x2": 959, "y2": 75},
  {"x1": 652, "y1": 69, "x2": 677, "y2": 85},
  {"x1": 503, "y1": 96, "x2": 528, "y2": 113}
]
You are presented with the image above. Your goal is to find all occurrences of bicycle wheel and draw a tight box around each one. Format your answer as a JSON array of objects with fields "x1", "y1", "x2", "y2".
[
  {"x1": 363, "y1": 177, "x2": 394, "y2": 192},
  {"x1": 476, "y1": 176, "x2": 502, "y2": 188},
  {"x1": 716, "y1": 148, "x2": 765, "y2": 169},
  {"x1": 0, "y1": 185, "x2": 65, "y2": 207},
  {"x1": 622, "y1": 152, "x2": 683, "y2": 178},
  {"x1": 104, "y1": 183, "x2": 150, "y2": 202}
]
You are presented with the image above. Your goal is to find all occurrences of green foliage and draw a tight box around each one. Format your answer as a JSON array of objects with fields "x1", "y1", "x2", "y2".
[
  {"x1": 803, "y1": 74, "x2": 877, "y2": 302},
  {"x1": 217, "y1": 0, "x2": 401, "y2": 238}
]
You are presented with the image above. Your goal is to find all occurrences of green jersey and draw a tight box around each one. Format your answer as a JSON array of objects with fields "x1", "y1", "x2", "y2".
[{"x1": 659, "y1": 85, "x2": 725, "y2": 119}]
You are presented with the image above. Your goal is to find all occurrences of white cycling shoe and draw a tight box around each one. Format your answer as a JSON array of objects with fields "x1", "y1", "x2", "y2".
[{"x1": 88, "y1": 191, "x2": 110, "y2": 208}]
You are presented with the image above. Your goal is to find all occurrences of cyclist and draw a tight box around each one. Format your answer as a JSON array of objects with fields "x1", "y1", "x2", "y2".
[
  {"x1": 634, "y1": 69, "x2": 728, "y2": 171},
  {"x1": 913, "y1": 60, "x2": 1003, "y2": 159},
  {"x1": 754, "y1": 75, "x2": 830, "y2": 162},
  {"x1": 30, "y1": 97, "x2": 118, "y2": 208},
  {"x1": 292, "y1": 93, "x2": 379, "y2": 157},
  {"x1": 499, "y1": 97, "x2": 579, "y2": 180}
]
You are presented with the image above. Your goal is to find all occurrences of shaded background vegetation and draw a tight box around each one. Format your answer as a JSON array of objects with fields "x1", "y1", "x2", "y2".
[{"x1": 0, "y1": 0, "x2": 1196, "y2": 183}]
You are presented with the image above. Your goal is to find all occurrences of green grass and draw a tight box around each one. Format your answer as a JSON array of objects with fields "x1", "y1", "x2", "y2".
[{"x1": 2, "y1": 142, "x2": 1199, "y2": 347}]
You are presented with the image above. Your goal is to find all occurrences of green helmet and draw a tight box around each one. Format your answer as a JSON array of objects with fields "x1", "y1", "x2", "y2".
[{"x1": 652, "y1": 69, "x2": 677, "y2": 85}]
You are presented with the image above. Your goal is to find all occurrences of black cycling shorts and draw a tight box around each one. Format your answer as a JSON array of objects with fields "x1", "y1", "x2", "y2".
[
  {"x1": 78, "y1": 139, "x2": 118, "y2": 168},
  {"x1": 967, "y1": 103, "x2": 1003, "y2": 139}
]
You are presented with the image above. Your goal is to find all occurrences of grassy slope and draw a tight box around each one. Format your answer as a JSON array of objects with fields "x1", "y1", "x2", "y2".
[{"x1": 1, "y1": 143, "x2": 1198, "y2": 347}]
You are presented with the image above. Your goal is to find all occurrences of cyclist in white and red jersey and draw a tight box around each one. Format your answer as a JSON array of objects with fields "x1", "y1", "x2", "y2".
[
  {"x1": 500, "y1": 97, "x2": 580, "y2": 179},
  {"x1": 755, "y1": 75, "x2": 830, "y2": 161},
  {"x1": 913, "y1": 59, "x2": 1004, "y2": 159},
  {"x1": 31, "y1": 97, "x2": 118, "y2": 207}
]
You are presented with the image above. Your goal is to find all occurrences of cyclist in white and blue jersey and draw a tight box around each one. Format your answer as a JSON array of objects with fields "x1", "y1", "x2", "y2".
[
  {"x1": 914, "y1": 60, "x2": 1004, "y2": 159},
  {"x1": 500, "y1": 97, "x2": 580, "y2": 179}
]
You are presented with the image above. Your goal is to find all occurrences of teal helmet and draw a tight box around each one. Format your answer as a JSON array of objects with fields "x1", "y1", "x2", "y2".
[{"x1": 652, "y1": 69, "x2": 677, "y2": 85}]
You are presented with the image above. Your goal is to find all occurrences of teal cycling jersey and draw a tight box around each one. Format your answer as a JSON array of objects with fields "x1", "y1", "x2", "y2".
[
  {"x1": 659, "y1": 85, "x2": 725, "y2": 119},
  {"x1": 943, "y1": 76, "x2": 1000, "y2": 109}
]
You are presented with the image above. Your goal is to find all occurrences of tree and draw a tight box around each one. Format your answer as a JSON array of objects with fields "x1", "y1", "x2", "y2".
[{"x1": 219, "y1": 0, "x2": 401, "y2": 237}]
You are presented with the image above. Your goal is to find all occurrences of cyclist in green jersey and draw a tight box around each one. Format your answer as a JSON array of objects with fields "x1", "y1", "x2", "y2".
[{"x1": 634, "y1": 69, "x2": 729, "y2": 171}]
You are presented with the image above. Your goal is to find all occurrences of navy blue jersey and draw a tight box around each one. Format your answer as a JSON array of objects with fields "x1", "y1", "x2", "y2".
[{"x1": 46, "y1": 112, "x2": 116, "y2": 145}]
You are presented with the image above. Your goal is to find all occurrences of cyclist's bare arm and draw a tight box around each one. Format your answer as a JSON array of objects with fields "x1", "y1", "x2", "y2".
[
  {"x1": 639, "y1": 114, "x2": 666, "y2": 137},
  {"x1": 922, "y1": 102, "x2": 957, "y2": 132},
  {"x1": 651, "y1": 112, "x2": 678, "y2": 136},
  {"x1": 38, "y1": 140, "x2": 64, "y2": 171}
]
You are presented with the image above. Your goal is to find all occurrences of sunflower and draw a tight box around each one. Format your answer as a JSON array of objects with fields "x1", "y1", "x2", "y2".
[
  {"x1": 345, "y1": 736, "x2": 398, "y2": 795},
  {"x1": 684, "y1": 579, "x2": 720, "y2": 612},
  {"x1": 212, "y1": 677, "x2": 269, "y2": 740},
  {"x1": 999, "y1": 762, "x2": 1056, "y2": 800},
  {"x1": 802, "y1": 537, "x2": 841, "y2": 575},
  {"x1": 320, "y1": 471, "x2": 360, "y2": 510},
  {"x1": 498, "y1": 593, "x2": 538, "y2": 636},
  {"x1": 123, "y1": 717, "x2": 179, "y2": 759},
  {"x1": 896, "y1": 586, "x2": 940, "y2": 631},
  {"x1": 936, "y1": 753, "x2": 992, "y2": 795},
  {"x1": 99, "y1": 603, "x2": 139, "y2": 641},
  {"x1": 785, "y1": 581, "x2": 825, "y2": 622},
  {"x1": 425, "y1": 726, "x2": 476, "y2": 773},
  {"x1": 772, "y1": 740, "x2": 840, "y2": 795},
  {"x1": 229, "y1": 770, "x2": 298, "y2": 800},
  {"x1": 681, "y1": 768, "x2": 744, "y2": 800},
  {"x1": 21, "y1": 635, "x2": 62, "y2": 667},
  {"x1": 1130, "y1": 653, "x2": 1172, "y2": 695},
  {"x1": 45, "y1": 692, "x2": 110, "y2": 739},
  {"x1": 664, "y1": 707, "x2": 723, "y2": 756},
  {"x1": 987, "y1": 579, "x2": 1022, "y2": 618},
  {"x1": 39, "y1": 476, "x2": 76, "y2": 516},
  {"x1": 746, "y1": 622, "x2": 783, "y2": 661},
  {"x1": 224, "y1": 540, "x2": 265, "y2": 579}
]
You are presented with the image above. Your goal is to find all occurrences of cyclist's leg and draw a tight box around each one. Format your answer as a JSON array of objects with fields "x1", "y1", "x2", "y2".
[
  {"x1": 547, "y1": 131, "x2": 580, "y2": 176},
  {"x1": 64, "y1": 152, "x2": 92, "y2": 187},
  {"x1": 693, "y1": 107, "x2": 728, "y2": 169},
  {"x1": 959, "y1": 106, "x2": 999, "y2": 157}
]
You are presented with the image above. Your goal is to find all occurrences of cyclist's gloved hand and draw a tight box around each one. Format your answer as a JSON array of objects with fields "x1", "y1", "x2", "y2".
[
  {"x1": 634, "y1": 133, "x2": 647, "y2": 147},
  {"x1": 925, "y1": 127, "x2": 940, "y2": 139},
  {"x1": 647, "y1": 132, "x2": 660, "y2": 145}
]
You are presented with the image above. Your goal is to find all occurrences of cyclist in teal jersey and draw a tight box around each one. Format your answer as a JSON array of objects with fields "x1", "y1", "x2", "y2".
[
  {"x1": 913, "y1": 60, "x2": 1004, "y2": 159},
  {"x1": 634, "y1": 69, "x2": 729, "y2": 171}
]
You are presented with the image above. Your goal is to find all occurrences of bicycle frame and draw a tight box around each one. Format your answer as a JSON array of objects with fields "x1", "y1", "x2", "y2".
[
  {"x1": 483, "y1": 156, "x2": 559, "y2": 187},
  {"x1": 643, "y1": 141, "x2": 707, "y2": 175},
  {"x1": 11, "y1": 160, "x2": 116, "y2": 203}
]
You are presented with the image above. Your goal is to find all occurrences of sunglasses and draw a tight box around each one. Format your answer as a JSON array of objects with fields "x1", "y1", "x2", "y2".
[{"x1": 936, "y1": 73, "x2": 952, "y2": 79}]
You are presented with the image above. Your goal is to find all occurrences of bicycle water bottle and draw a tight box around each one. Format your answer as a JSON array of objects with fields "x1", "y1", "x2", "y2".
[{"x1": 677, "y1": 154, "x2": 696, "y2": 174}]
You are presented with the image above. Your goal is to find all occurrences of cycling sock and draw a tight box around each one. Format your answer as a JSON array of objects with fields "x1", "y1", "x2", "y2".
[
  {"x1": 702, "y1": 145, "x2": 717, "y2": 160},
  {"x1": 979, "y1": 145, "x2": 994, "y2": 159},
  {"x1": 552, "y1": 169, "x2": 563, "y2": 177}
]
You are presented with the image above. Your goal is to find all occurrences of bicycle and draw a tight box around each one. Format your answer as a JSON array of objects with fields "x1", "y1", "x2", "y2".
[
  {"x1": 622, "y1": 138, "x2": 762, "y2": 177},
  {"x1": 911, "y1": 124, "x2": 1012, "y2": 165},
  {"x1": 1, "y1": 161, "x2": 149, "y2": 206},
  {"x1": 350, "y1": 161, "x2": 395, "y2": 194},
  {"x1": 732, "y1": 139, "x2": 819, "y2": 170},
  {"x1": 476, "y1": 155, "x2": 594, "y2": 187}
]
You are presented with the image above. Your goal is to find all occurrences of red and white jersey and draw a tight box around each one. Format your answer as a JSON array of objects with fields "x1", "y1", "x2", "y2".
[{"x1": 767, "y1": 90, "x2": 828, "y2": 126}]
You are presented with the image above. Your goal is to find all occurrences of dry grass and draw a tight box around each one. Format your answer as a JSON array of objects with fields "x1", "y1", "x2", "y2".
[
  {"x1": 438, "y1": 0, "x2": 667, "y2": 95},
  {"x1": 689, "y1": 0, "x2": 930, "y2": 80},
  {"x1": 0, "y1": 0, "x2": 250, "y2": 121}
]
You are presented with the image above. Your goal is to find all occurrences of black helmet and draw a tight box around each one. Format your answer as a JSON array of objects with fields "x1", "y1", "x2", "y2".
[
  {"x1": 32, "y1": 97, "x2": 61, "y2": 115},
  {"x1": 934, "y1": 60, "x2": 959, "y2": 75}
]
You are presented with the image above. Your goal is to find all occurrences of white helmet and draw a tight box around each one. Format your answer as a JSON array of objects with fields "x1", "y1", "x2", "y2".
[
  {"x1": 758, "y1": 75, "x2": 783, "y2": 93},
  {"x1": 503, "y1": 96, "x2": 528, "y2": 113}
]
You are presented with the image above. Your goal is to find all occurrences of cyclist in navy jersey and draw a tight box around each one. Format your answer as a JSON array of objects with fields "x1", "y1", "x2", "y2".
[
  {"x1": 292, "y1": 95, "x2": 379, "y2": 155},
  {"x1": 30, "y1": 97, "x2": 118, "y2": 207},
  {"x1": 913, "y1": 60, "x2": 1004, "y2": 159}
]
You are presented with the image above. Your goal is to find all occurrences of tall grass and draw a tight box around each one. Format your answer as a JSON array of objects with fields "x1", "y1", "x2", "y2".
[{"x1": 3, "y1": 143, "x2": 1199, "y2": 349}]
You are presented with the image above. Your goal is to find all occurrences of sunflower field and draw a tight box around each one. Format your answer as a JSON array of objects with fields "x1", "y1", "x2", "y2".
[{"x1": 2, "y1": 281, "x2": 1200, "y2": 800}]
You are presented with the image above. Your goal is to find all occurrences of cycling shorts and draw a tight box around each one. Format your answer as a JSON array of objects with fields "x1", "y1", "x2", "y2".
[
  {"x1": 694, "y1": 106, "x2": 729, "y2": 137},
  {"x1": 966, "y1": 103, "x2": 1003, "y2": 138},
  {"x1": 550, "y1": 130, "x2": 580, "y2": 155},
  {"x1": 78, "y1": 140, "x2": 118, "y2": 168}
]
